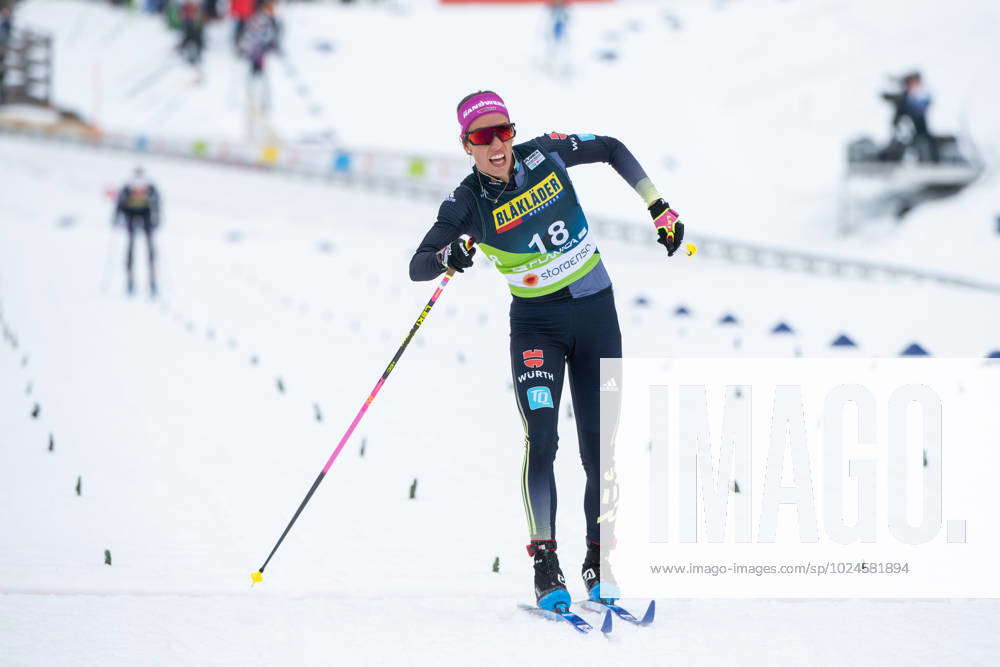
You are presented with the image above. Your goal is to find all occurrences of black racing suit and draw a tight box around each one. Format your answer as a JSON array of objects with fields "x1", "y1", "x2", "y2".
[
  {"x1": 115, "y1": 182, "x2": 161, "y2": 293},
  {"x1": 410, "y1": 133, "x2": 657, "y2": 545}
]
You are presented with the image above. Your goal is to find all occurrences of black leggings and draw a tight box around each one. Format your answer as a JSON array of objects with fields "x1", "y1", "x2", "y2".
[
  {"x1": 509, "y1": 287, "x2": 622, "y2": 544},
  {"x1": 125, "y1": 213, "x2": 156, "y2": 286}
]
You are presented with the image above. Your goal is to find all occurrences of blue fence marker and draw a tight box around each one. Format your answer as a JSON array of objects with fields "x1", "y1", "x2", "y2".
[
  {"x1": 771, "y1": 321, "x2": 794, "y2": 335},
  {"x1": 332, "y1": 151, "x2": 352, "y2": 174},
  {"x1": 987, "y1": 350, "x2": 1000, "y2": 359},
  {"x1": 831, "y1": 333, "x2": 857, "y2": 348},
  {"x1": 719, "y1": 313, "x2": 739, "y2": 325},
  {"x1": 674, "y1": 305, "x2": 690, "y2": 317},
  {"x1": 900, "y1": 342, "x2": 930, "y2": 357},
  {"x1": 634, "y1": 295, "x2": 650, "y2": 307},
  {"x1": 135, "y1": 136, "x2": 149, "y2": 151}
]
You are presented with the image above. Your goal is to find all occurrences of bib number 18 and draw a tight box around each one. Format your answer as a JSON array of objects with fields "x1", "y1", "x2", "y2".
[{"x1": 528, "y1": 220, "x2": 569, "y2": 254}]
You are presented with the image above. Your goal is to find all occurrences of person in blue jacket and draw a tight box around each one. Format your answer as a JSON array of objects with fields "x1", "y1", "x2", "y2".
[
  {"x1": 882, "y1": 71, "x2": 938, "y2": 163},
  {"x1": 409, "y1": 91, "x2": 685, "y2": 610}
]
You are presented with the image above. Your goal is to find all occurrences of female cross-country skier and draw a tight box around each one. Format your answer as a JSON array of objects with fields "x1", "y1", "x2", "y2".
[{"x1": 409, "y1": 91, "x2": 685, "y2": 611}]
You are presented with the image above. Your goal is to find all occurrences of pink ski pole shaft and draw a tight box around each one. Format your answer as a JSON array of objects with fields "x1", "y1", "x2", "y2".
[{"x1": 253, "y1": 242, "x2": 472, "y2": 583}]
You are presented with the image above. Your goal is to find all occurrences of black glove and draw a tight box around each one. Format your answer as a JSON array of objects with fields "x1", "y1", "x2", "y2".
[
  {"x1": 437, "y1": 238, "x2": 476, "y2": 273},
  {"x1": 649, "y1": 198, "x2": 684, "y2": 257}
]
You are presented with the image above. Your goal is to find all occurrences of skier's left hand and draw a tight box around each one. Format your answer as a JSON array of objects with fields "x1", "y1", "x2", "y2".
[{"x1": 649, "y1": 198, "x2": 684, "y2": 257}]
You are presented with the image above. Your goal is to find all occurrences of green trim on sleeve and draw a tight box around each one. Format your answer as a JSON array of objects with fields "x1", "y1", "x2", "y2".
[{"x1": 634, "y1": 177, "x2": 661, "y2": 207}]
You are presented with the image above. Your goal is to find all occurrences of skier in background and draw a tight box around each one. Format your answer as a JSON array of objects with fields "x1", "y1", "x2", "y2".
[
  {"x1": 409, "y1": 91, "x2": 685, "y2": 611},
  {"x1": 113, "y1": 167, "x2": 162, "y2": 297}
]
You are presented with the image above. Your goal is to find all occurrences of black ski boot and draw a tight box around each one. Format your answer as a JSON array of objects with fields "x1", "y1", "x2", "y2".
[
  {"x1": 528, "y1": 539, "x2": 571, "y2": 611},
  {"x1": 582, "y1": 539, "x2": 620, "y2": 603}
]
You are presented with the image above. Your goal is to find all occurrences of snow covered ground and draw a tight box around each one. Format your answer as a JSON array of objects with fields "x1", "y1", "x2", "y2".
[
  {"x1": 13, "y1": 0, "x2": 1000, "y2": 278},
  {"x1": 3, "y1": 0, "x2": 1000, "y2": 664},
  {"x1": 2, "y1": 132, "x2": 999, "y2": 666}
]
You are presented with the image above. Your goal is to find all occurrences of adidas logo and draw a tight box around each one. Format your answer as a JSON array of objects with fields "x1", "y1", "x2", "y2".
[{"x1": 600, "y1": 378, "x2": 619, "y2": 392}]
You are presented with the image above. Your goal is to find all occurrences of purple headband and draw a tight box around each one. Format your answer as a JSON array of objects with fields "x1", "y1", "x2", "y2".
[{"x1": 457, "y1": 92, "x2": 509, "y2": 135}]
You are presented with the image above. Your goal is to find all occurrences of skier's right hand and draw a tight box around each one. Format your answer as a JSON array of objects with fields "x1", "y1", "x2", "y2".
[{"x1": 437, "y1": 238, "x2": 477, "y2": 273}]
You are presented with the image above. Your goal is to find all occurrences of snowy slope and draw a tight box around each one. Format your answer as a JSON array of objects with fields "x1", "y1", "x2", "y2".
[
  {"x1": 2, "y1": 135, "x2": 1000, "y2": 665},
  {"x1": 15, "y1": 0, "x2": 1000, "y2": 283},
  {"x1": 13, "y1": 0, "x2": 333, "y2": 143}
]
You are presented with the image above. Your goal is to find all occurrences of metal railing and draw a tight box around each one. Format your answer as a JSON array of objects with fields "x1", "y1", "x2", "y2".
[{"x1": 590, "y1": 215, "x2": 1000, "y2": 295}]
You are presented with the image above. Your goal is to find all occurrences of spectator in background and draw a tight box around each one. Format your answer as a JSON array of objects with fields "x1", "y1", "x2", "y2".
[
  {"x1": 202, "y1": 0, "x2": 219, "y2": 21},
  {"x1": 240, "y1": 2, "x2": 280, "y2": 77},
  {"x1": 239, "y1": 1, "x2": 280, "y2": 115},
  {"x1": 882, "y1": 71, "x2": 938, "y2": 163},
  {"x1": 545, "y1": 0, "x2": 570, "y2": 75},
  {"x1": 113, "y1": 167, "x2": 162, "y2": 297},
  {"x1": 231, "y1": 0, "x2": 255, "y2": 52},
  {"x1": 0, "y1": 6, "x2": 12, "y2": 45},
  {"x1": 0, "y1": 6, "x2": 12, "y2": 106},
  {"x1": 177, "y1": 0, "x2": 204, "y2": 65},
  {"x1": 548, "y1": 0, "x2": 569, "y2": 46}
]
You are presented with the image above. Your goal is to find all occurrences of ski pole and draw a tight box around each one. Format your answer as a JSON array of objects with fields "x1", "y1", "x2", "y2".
[{"x1": 251, "y1": 239, "x2": 475, "y2": 584}]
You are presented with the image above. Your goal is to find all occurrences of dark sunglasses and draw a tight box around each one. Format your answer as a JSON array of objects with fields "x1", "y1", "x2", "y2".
[{"x1": 465, "y1": 123, "x2": 517, "y2": 146}]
